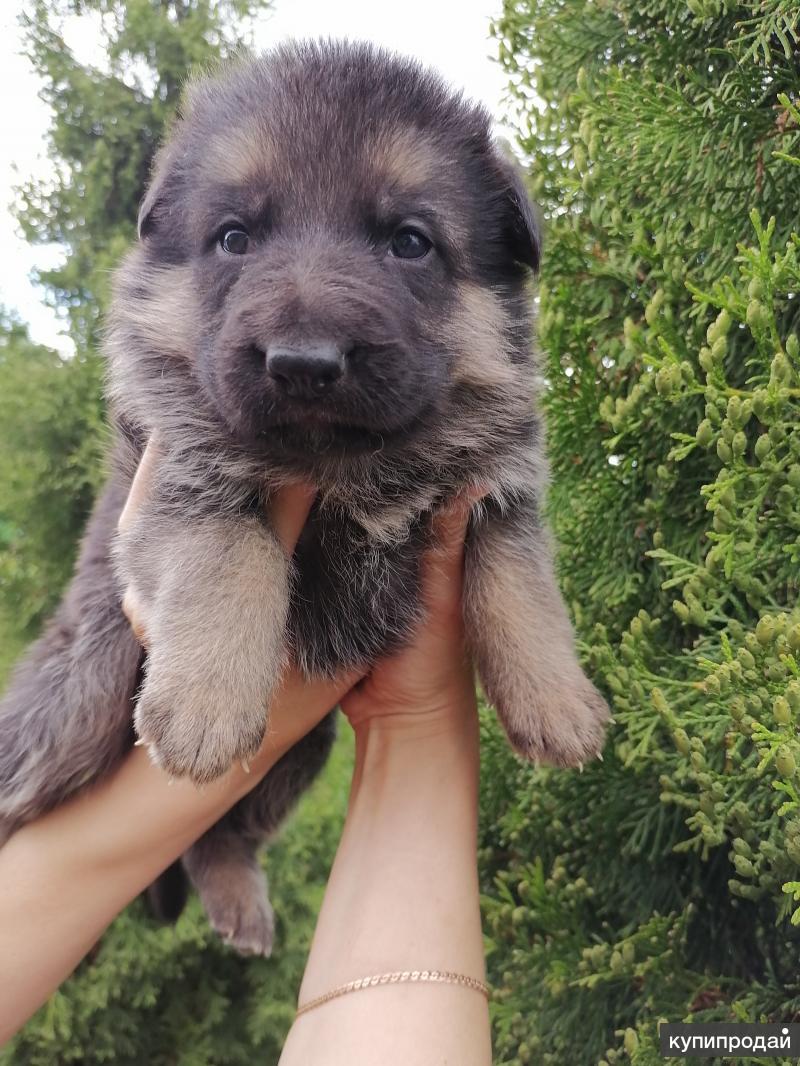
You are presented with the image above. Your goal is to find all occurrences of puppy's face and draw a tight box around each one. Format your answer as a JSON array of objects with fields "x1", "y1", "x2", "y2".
[{"x1": 120, "y1": 43, "x2": 539, "y2": 470}]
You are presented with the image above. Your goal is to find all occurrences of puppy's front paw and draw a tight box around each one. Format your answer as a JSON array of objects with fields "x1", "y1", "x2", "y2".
[
  {"x1": 134, "y1": 671, "x2": 266, "y2": 784},
  {"x1": 499, "y1": 672, "x2": 610, "y2": 769}
]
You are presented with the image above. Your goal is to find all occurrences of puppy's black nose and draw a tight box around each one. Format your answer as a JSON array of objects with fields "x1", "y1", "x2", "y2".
[{"x1": 266, "y1": 340, "x2": 344, "y2": 399}]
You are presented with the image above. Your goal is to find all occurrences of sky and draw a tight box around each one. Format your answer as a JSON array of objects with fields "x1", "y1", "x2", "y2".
[{"x1": 0, "y1": 0, "x2": 516, "y2": 356}]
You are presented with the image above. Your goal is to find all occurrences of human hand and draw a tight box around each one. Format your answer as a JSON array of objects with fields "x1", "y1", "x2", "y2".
[
  {"x1": 340, "y1": 490, "x2": 485, "y2": 732},
  {"x1": 285, "y1": 492, "x2": 489, "y2": 1066}
]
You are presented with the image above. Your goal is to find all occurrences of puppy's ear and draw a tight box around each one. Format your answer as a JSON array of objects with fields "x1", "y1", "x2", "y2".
[
  {"x1": 138, "y1": 161, "x2": 177, "y2": 240},
  {"x1": 138, "y1": 79, "x2": 209, "y2": 240},
  {"x1": 137, "y1": 143, "x2": 180, "y2": 240},
  {"x1": 137, "y1": 179, "x2": 162, "y2": 240},
  {"x1": 496, "y1": 152, "x2": 542, "y2": 273}
]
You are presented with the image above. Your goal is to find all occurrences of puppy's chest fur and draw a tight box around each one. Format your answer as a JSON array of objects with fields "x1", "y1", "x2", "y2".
[
  {"x1": 117, "y1": 351, "x2": 542, "y2": 680},
  {"x1": 288, "y1": 501, "x2": 428, "y2": 676}
]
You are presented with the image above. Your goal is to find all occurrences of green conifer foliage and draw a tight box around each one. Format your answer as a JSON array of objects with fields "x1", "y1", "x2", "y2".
[
  {"x1": 0, "y1": 311, "x2": 106, "y2": 653},
  {"x1": 482, "y1": 3, "x2": 800, "y2": 1063}
]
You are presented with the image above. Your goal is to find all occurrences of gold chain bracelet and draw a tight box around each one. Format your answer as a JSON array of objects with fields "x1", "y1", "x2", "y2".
[{"x1": 296, "y1": 969, "x2": 490, "y2": 1018}]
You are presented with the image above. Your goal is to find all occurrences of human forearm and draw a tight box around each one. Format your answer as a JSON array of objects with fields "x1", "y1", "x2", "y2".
[
  {"x1": 280, "y1": 705, "x2": 491, "y2": 1066},
  {"x1": 0, "y1": 670, "x2": 351, "y2": 1043},
  {"x1": 304, "y1": 714, "x2": 484, "y2": 991}
]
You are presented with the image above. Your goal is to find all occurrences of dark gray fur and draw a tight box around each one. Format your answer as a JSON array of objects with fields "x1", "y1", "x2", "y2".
[{"x1": 0, "y1": 41, "x2": 608, "y2": 954}]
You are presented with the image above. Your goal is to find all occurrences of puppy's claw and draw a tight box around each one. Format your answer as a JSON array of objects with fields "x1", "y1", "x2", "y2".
[
  {"x1": 133, "y1": 738, "x2": 146, "y2": 748},
  {"x1": 241, "y1": 759, "x2": 251, "y2": 774},
  {"x1": 596, "y1": 750, "x2": 604, "y2": 762}
]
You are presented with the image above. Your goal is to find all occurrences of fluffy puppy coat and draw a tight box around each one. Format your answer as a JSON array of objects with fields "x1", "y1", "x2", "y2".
[{"x1": 0, "y1": 41, "x2": 608, "y2": 954}]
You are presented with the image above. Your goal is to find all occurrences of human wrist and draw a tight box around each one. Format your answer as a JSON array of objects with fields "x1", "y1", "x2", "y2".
[
  {"x1": 353, "y1": 701, "x2": 477, "y2": 744},
  {"x1": 351, "y1": 695, "x2": 480, "y2": 790}
]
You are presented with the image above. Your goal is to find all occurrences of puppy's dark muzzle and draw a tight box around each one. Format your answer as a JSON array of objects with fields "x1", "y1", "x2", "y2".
[{"x1": 266, "y1": 340, "x2": 345, "y2": 400}]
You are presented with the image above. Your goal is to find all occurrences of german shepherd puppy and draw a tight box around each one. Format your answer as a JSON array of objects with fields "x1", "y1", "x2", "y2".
[{"x1": 0, "y1": 41, "x2": 608, "y2": 954}]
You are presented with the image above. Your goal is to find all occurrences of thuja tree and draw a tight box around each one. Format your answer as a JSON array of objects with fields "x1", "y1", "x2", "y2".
[
  {"x1": 483, "y1": 2, "x2": 800, "y2": 1064},
  {"x1": 0, "y1": 311, "x2": 105, "y2": 662},
  {"x1": 0, "y1": 3, "x2": 354, "y2": 1063}
]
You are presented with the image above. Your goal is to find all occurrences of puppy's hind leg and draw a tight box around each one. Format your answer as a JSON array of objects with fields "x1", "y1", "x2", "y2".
[
  {"x1": 182, "y1": 826, "x2": 276, "y2": 957},
  {"x1": 181, "y1": 711, "x2": 337, "y2": 956},
  {"x1": 464, "y1": 496, "x2": 609, "y2": 767},
  {"x1": 0, "y1": 474, "x2": 142, "y2": 844}
]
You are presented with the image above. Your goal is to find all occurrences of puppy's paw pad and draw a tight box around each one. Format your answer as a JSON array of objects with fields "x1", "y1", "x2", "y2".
[{"x1": 505, "y1": 678, "x2": 610, "y2": 769}]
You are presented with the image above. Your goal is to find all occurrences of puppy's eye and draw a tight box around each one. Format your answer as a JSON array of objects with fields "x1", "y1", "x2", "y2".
[
  {"x1": 390, "y1": 227, "x2": 432, "y2": 260},
  {"x1": 219, "y1": 227, "x2": 249, "y2": 255}
]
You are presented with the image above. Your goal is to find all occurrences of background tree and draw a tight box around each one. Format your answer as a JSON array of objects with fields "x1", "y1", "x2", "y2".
[
  {"x1": 18, "y1": 0, "x2": 263, "y2": 348},
  {"x1": 0, "y1": 310, "x2": 105, "y2": 675},
  {"x1": 482, "y1": 2, "x2": 800, "y2": 1063}
]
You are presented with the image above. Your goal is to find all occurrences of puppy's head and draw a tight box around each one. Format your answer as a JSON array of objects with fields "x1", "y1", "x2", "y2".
[{"x1": 114, "y1": 41, "x2": 539, "y2": 472}]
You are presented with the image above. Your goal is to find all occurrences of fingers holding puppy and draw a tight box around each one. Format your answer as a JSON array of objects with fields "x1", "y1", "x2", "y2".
[{"x1": 117, "y1": 439, "x2": 161, "y2": 649}]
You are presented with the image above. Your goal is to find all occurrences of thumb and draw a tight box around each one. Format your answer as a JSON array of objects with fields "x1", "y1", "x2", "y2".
[
  {"x1": 423, "y1": 486, "x2": 489, "y2": 609},
  {"x1": 269, "y1": 484, "x2": 317, "y2": 555},
  {"x1": 118, "y1": 437, "x2": 161, "y2": 533}
]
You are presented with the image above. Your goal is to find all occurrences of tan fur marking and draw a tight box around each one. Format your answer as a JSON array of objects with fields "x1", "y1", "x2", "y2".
[
  {"x1": 115, "y1": 263, "x2": 198, "y2": 361},
  {"x1": 446, "y1": 282, "x2": 519, "y2": 391},
  {"x1": 465, "y1": 526, "x2": 609, "y2": 767},
  {"x1": 184, "y1": 841, "x2": 275, "y2": 956},
  {"x1": 124, "y1": 512, "x2": 290, "y2": 783},
  {"x1": 372, "y1": 126, "x2": 439, "y2": 189},
  {"x1": 202, "y1": 121, "x2": 273, "y2": 185}
]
